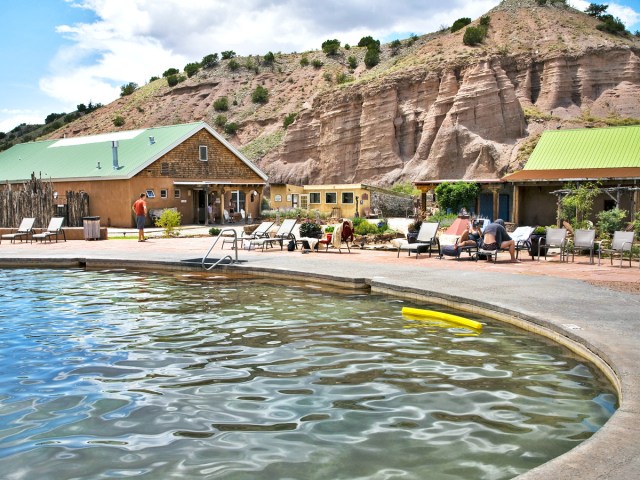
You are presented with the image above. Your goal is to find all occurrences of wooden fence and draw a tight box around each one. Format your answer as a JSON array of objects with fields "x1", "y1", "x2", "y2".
[{"x1": 0, "y1": 174, "x2": 89, "y2": 228}]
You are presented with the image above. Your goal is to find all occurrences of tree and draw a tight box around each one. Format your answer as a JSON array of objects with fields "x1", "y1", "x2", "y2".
[
  {"x1": 251, "y1": 85, "x2": 269, "y2": 104},
  {"x1": 347, "y1": 55, "x2": 357, "y2": 69},
  {"x1": 224, "y1": 122, "x2": 239, "y2": 135},
  {"x1": 77, "y1": 103, "x2": 87, "y2": 112},
  {"x1": 263, "y1": 51, "x2": 275, "y2": 64},
  {"x1": 45, "y1": 113, "x2": 65, "y2": 124},
  {"x1": 357, "y1": 36, "x2": 380, "y2": 51},
  {"x1": 113, "y1": 116, "x2": 125, "y2": 127},
  {"x1": 434, "y1": 182, "x2": 480, "y2": 213},
  {"x1": 463, "y1": 26, "x2": 486, "y2": 46},
  {"x1": 201, "y1": 53, "x2": 219, "y2": 68},
  {"x1": 597, "y1": 14, "x2": 627, "y2": 35},
  {"x1": 585, "y1": 3, "x2": 609, "y2": 18},
  {"x1": 451, "y1": 17, "x2": 471, "y2": 33},
  {"x1": 120, "y1": 82, "x2": 138, "y2": 97},
  {"x1": 184, "y1": 62, "x2": 200, "y2": 77},
  {"x1": 560, "y1": 182, "x2": 601, "y2": 228},
  {"x1": 321, "y1": 39, "x2": 341, "y2": 56},
  {"x1": 221, "y1": 50, "x2": 236, "y2": 60},
  {"x1": 162, "y1": 67, "x2": 179, "y2": 77},
  {"x1": 283, "y1": 112, "x2": 297, "y2": 129},
  {"x1": 390, "y1": 39, "x2": 402, "y2": 56}
]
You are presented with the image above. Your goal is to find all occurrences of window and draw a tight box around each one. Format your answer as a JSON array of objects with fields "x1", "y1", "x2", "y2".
[
  {"x1": 309, "y1": 192, "x2": 321, "y2": 204},
  {"x1": 146, "y1": 189, "x2": 155, "y2": 198},
  {"x1": 161, "y1": 162, "x2": 169, "y2": 175},
  {"x1": 199, "y1": 145, "x2": 208, "y2": 161},
  {"x1": 274, "y1": 194, "x2": 282, "y2": 202},
  {"x1": 160, "y1": 189, "x2": 168, "y2": 199},
  {"x1": 325, "y1": 192, "x2": 337, "y2": 204},
  {"x1": 174, "y1": 189, "x2": 181, "y2": 199},
  {"x1": 341, "y1": 192, "x2": 354, "y2": 204}
]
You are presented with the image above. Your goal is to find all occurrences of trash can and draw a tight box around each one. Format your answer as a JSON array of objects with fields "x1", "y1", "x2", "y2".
[{"x1": 83, "y1": 216, "x2": 101, "y2": 240}]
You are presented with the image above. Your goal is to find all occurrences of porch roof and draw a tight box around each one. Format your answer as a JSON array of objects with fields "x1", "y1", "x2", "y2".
[{"x1": 503, "y1": 167, "x2": 640, "y2": 182}]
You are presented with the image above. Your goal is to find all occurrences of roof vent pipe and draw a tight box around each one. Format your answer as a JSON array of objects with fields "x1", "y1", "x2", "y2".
[
  {"x1": 149, "y1": 136, "x2": 155, "y2": 145},
  {"x1": 112, "y1": 141, "x2": 119, "y2": 170}
]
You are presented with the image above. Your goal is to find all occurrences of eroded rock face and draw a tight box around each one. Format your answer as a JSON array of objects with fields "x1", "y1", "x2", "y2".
[{"x1": 264, "y1": 48, "x2": 640, "y2": 185}]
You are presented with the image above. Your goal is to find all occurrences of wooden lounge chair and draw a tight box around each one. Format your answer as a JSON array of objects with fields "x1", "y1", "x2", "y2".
[
  {"x1": 1, "y1": 217, "x2": 36, "y2": 244},
  {"x1": 397, "y1": 222, "x2": 440, "y2": 259},
  {"x1": 598, "y1": 231, "x2": 635, "y2": 267},
  {"x1": 32, "y1": 217, "x2": 66, "y2": 243}
]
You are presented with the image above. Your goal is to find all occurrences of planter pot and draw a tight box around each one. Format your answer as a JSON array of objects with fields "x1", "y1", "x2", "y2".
[
  {"x1": 529, "y1": 234, "x2": 547, "y2": 258},
  {"x1": 325, "y1": 234, "x2": 333, "y2": 242},
  {"x1": 407, "y1": 232, "x2": 419, "y2": 244}
]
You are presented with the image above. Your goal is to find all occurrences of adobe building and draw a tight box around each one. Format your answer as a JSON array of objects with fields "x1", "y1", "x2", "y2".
[{"x1": 0, "y1": 122, "x2": 267, "y2": 227}]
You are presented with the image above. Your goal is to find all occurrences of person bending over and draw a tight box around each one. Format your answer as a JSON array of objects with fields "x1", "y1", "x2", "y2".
[{"x1": 480, "y1": 219, "x2": 520, "y2": 263}]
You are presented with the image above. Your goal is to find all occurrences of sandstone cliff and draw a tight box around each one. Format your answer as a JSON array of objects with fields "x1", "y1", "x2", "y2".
[{"x1": 51, "y1": 0, "x2": 640, "y2": 187}]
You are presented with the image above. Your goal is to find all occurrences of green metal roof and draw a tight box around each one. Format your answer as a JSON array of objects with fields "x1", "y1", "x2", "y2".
[
  {"x1": 524, "y1": 125, "x2": 640, "y2": 170},
  {"x1": 0, "y1": 121, "x2": 267, "y2": 182}
]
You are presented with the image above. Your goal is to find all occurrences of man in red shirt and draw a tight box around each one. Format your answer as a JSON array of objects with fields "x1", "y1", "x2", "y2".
[{"x1": 132, "y1": 193, "x2": 148, "y2": 242}]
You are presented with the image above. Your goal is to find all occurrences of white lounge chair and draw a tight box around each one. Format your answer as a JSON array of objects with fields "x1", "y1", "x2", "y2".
[
  {"x1": 249, "y1": 219, "x2": 297, "y2": 251},
  {"x1": 397, "y1": 222, "x2": 440, "y2": 259},
  {"x1": 32, "y1": 217, "x2": 66, "y2": 243},
  {"x1": 1, "y1": 217, "x2": 36, "y2": 244}
]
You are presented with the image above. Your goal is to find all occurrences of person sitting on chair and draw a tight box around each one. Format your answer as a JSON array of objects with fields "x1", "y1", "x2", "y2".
[{"x1": 479, "y1": 219, "x2": 520, "y2": 263}]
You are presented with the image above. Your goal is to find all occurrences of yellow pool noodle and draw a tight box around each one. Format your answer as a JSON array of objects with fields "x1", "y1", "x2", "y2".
[{"x1": 401, "y1": 307, "x2": 483, "y2": 331}]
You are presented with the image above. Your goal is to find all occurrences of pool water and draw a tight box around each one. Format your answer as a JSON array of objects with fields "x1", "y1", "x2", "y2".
[{"x1": 0, "y1": 269, "x2": 616, "y2": 479}]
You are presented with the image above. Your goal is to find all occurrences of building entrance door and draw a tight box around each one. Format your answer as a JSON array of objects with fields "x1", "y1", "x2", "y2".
[{"x1": 300, "y1": 194, "x2": 309, "y2": 210}]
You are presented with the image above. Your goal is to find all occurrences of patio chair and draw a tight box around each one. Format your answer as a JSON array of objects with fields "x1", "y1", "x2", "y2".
[
  {"x1": 225, "y1": 221, "x2": 275, "y2": 250},
  {"x1": 538, "y1": 227, "x2": 568, "y2": 262},
  {"x1": 1, "y1": 217, "x2": 36, "y2": 244},
  {"x1": 317, "y1": 220, "x2": 354, "y2": 253},
  {"x1": 223, "y1": 209, "x2": 235, "y2": 224},
  {"x1": 598, "y1": 231, "x2": 635, "y2": 267},
  {"x1": 397, "y1": 221, "x2": 440, "y2": 259},
  {"x1": 249, "y1": 218, "x2": 297, "y2": 251},
  {"x1": 568, "y1": 229, "x2": 596, "y2": 264},
  {"x1": 32, "y1": 217, "x2": 66, "y2": 243}
]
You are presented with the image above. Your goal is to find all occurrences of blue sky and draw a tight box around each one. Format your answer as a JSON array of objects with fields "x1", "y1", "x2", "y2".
[{"x1": 1, "y1": 0, "x2": 639, "y2": 133}]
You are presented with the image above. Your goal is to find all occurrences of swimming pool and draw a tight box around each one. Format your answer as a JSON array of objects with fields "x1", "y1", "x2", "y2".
[{"x1": 0, "y1": 269, "x2": 616, "y2": 479}]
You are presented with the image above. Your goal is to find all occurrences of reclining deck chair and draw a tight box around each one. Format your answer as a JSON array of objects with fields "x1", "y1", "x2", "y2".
[
  {"x1": 222, "y1": 221, "x2": 274, "y2": 250},
  {"x1": 598, "y1": 231, "x2": 635, "y2": 267},
  {"x1": 397, "y1": 221, "x2": 440, "y2": 259},
  {"x1": 538, "y1": 227, "x2": 568, "y2": 262},
  {"x1": 32, "y1": 217, "x2": 66, "y2": 243},
  {"x1": 568, "y1": 229, "x2": 596, "y2": 264},
  {"x1": 249, "y1": 219, "x2": 297, "y2": 251},
  {"x1": 1, "y1": 217, "x2": 36, "y2": 244}
]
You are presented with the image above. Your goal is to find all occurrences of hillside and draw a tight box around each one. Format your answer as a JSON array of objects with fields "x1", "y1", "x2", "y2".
[{"x1": 39, "y1": 0, "x2": 640, "y2": 186}]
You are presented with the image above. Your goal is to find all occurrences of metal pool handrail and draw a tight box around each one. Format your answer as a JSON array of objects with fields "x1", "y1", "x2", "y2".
[{"x1": 202, "y1": 228, "x2": 238, "y2": 270}]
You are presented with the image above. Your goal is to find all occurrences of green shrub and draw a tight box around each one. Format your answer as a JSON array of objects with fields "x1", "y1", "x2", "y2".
[
  {"x1": 263, "y1": 51, "x2": 275, "y2": 64},
  {"x1": 228, "y1": 59, "x2": 240, "y2": 71},
  {"x1": 357, "y1": 36, "x2": 380, "y2": 50},
  {"x1": 479, "y1": 15, "x2": 491, "y2": 27},
  {"x1": 155, "y1": 209, "x2": 182, "y2": 237},
  {"x1": 434, "y1": 181, "x2": 480, "y2": 213},
  {"x1": 321, "y1": 39, "x2": 341, "y2": 56},
  {"x1": 213, "y1": 96, "x2": 229, "y2": 111},
  {"x1": 283, "y1": 112, "x2": 297, "y2": 129},
  {"x1": 209, "y1": 227, "x2": 221, "y2": 236},
  {"x1": 347, "y1": 55, "x2": 357, "y2": 69},
  {"x1": 224, "y1": 122, "x2": 239, "y2": 135},
  {"x1": 336, "y1": 72, "x2": 352, "y2": 84},
  {"x1": 166, "y1": 74, "x2": 179, "y2": 87},
  {"x1": 633, "y1": 211, "x2": 640, "y2": 238},
  {"x1": 597, "y1": 208, "x2": 628, "y2": 237},
  {"x1": 596, "y1": 15, "x2": 627, "y2": 35},
  {"x1": 162, "y1": 67, "x2": 179, "y2": 77},
  {"x1": 451, "y1": 17, "x2": 472, "y2": 32},
  {"x1": 364, "y1": 48, "x2": 380, "y2": 68},
  {"x1": 463, "y1": 26, "x2": 486, "y2": 45},
  {"x1": 201, "y1": 53, "x2": 219, "y2": 68},
  {"x1": 214, "y1": 114, "x2": 227, "y2": 127},
  {"x1": 299, "y1": 222, "x2": 323, "y2": 238},
  {"x1": 113, "y1": 116, "x2": 125, "y2": 127},
  {"x1": 120, "y1": 82, "x2": 138, "y2": 97},
  {"x1": 251, "y1": 85, "x2": 269, "y2": 104},
  {"x1": 390, "y1": 39, "x2": 402, "y2": 55},
  {"x1": 354, "y1": 220, "x2": 380, "y2": 236},
  {"x1": 221, "y1": 50, "x2": 236, "y2": 60},
  {"x1": 184, "y1": 62, "x2": 200, "y2": 77},
  {"x1": 323, "y1": 72, "x2": 332, "y2": 82},
  {"x1": 311, "y1": 59, "x2": 323, "y2": 68},
  {"x1": 300, "y1": 56, "x2": 309, "y2": 66}
]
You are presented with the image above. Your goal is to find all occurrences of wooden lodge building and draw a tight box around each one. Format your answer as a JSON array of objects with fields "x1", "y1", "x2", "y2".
[{"x1": 0, "y1": 122, "x2": 267, "y2": 228}]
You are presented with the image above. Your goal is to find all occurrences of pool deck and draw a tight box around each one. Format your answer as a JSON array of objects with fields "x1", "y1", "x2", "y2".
[{"x1": 1, "y1": 227, "x2": 639, "y2": 479}]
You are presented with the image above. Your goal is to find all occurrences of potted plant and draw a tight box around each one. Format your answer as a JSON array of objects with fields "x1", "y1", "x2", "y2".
[
  {"x1": 529, "y1": 226, "x2": 547, "y2": 258},
  {"x1": 299, "y1": 221, "x2": 323, "y2": 239},
  {"x1": 324, "y1": 225, "x2": 335, "y2": 242},
  {"x1": 406, "y1": 219, "x2": 422, "y2": 244}
]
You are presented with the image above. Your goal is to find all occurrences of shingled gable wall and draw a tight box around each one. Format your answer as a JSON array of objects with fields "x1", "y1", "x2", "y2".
[{"x1": 51, "y1": 127, "x2": 266, "y2": 228}]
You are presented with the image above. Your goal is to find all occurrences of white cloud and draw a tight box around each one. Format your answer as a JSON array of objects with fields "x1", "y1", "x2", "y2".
[{"x1": 0, "y1": 109, "x2": 47, "y2": 133}]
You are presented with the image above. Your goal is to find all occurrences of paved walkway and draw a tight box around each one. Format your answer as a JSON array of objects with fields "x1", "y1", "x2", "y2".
[{"x1": 1, "y1": 230, "x2": 639, "y2": 479}]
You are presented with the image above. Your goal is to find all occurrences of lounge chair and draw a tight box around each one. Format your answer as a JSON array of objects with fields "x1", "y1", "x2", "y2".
[
  {"x1": 568, "y1": 229, "x2": 596, "y2": 264},
  {"x1": 32, "y1": 217, "x2": 66, "y2": 243},
  {"x1": 225, "y1": 221, "x2": 275, "y2": 250},
  {"x1": 598, "y1": 231, "x2": 635, "y2": 267},
  {"x1": 223, "y1": 209, "x2": 235, "y2": 224},
  {"x1": 538, "y1": 227, "x2": 568, "y2": 262},
  {"x1": 397, "y1": 221, "x2": 440, "y2": 259},
  {"x1": 1, "y1": 217, "x2": 36, "y2": 244},
  {"x1": 510, "y1": 226, "x2": 535, "y2": 260},
  {"x1": 317, "y1": 220, "x2": 354, "y2": 253},
  {"x1": 249, "y1": 218, "x2": 297, "y2": 251}
]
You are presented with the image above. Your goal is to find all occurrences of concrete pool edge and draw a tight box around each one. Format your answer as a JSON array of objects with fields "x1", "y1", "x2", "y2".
[{"x1": 0, "y1": 255, "x2": 636, "y2": 479}]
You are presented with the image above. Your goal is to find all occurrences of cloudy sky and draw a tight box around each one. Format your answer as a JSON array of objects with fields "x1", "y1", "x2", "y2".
[{"x1": 1, "y1": 0, "x2": 639, "y2": 133}]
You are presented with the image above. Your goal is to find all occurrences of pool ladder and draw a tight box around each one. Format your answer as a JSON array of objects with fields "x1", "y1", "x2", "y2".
[{"x1": 201, "y1": 228, "x2": 239, "y2": 270}]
